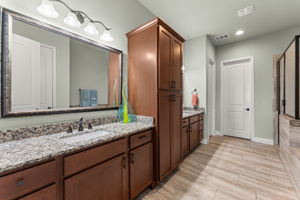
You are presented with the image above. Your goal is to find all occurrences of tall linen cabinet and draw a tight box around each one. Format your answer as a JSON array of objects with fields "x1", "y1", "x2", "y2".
[{"x1": 127, "y1": 18, "x2": 185, "y2": 183}]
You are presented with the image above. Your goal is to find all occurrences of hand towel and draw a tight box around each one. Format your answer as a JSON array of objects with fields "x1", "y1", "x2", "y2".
[
  {"x1": 79, "y1": 89, "x2": 90, "y2": 107},
  {"x1": 90, "y1": 90, "x2": 98, "y2": 107},
  {"x1": 192, "y1": 94, "x2": 198, "y2": 106}
]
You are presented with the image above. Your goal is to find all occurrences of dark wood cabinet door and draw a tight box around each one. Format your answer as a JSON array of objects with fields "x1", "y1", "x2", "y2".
[
  {"x1": 159, "y1": 26, "x2": 172, "y2": 90},
  {"x1": 130, "y1": 143, "x2": 153, "y2": 199},
  {"x1": 189, "y1": 122, "x2": 199, "y2": 150},
  {"x1": 171, "y1": 94, "x2": 182, "y2": 167},
  {"x1": 172, "y1": 38, "x2": 183, "y2": 91},
  {"x1": 182, "y1": 126, "x2": 189, "y2": 156},
  {"x1": 19, "y1": 185, "x2": 56, "y2": 200},
  {"x1": 158, "y1": 92, "x2": 172, "y2": 179},
  {"x1": 65, "y1": 154, "x2": 128, "y2": 200}
]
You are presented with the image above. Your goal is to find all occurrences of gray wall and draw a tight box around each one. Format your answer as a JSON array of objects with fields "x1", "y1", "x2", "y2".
[
  {"x1": 216, "y1": 26, "x2": 300, "y2": 140},
  {"x1": 70, "y1": 39, "x2": 109, "y2": 106},
  {"x1": 0, "y1": 0, "x2": 154, "y2": 130},
  {"x1": 183, "y1": 35, "x2": 206, "y2": 107},
  {"x1": 13, "y1": 20, "x2": 70, "y2": 108},
  {"x1": 183, "y1": 35, "x2": 216, "y2": 143}
]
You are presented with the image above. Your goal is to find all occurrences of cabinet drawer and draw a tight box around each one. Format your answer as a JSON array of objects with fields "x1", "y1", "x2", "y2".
[
  {"x1": 64, "y1": 138, "x2": 127, "y2": 177},
  {"x1": 0, "y1": 161, "x2": 56, "y2": 200},
  {"x1": 19, "y1": 184, "x2": 56, "y2": 200},
  {"x1": 190, "y1": 115, "x2": 199, "y2": 124},
  {"x1": 182, "y1": 118, "x2": 189, "y2": 127},
  {"x1": 130, "y1": 130, "x2": 152, "y2": 149}
]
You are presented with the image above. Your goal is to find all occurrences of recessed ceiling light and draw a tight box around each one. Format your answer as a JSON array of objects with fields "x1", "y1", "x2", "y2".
[{"x1": 235, "y1": 30, "x2": 244, "y2": 36}]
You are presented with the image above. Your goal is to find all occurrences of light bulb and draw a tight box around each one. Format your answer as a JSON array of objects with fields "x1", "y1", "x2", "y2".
[
  {"x1": 101, "y1": 30, "x2": 114, "y2": 42},
  {"x1": 84, "y1": 22, "x2": 99, "y2": 36},
  {"x1": 64, "y1": 12, "x2": 81, "y2": 28},
  {"x1": 37, "y1": 0, "x2": 59, "y2": 18},
  {"x1": 235, "y1": 30, "x2": 244, "y2": 36}
]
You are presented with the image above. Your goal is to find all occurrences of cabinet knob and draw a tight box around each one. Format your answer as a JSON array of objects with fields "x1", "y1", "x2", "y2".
[
  {"x1": 16, "y1": 178, "x2": 25, "y2": 186},
  {"x1": 138, "y1": 135, "x2": 147, "y2": 140}
]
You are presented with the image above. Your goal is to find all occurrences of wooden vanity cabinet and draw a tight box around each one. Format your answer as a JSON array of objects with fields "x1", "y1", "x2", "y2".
[
  {"x1": 189, "y1": 122, "x2": 200, "y2": 150},
  {"x1": 159, "y1": 26, "x2": 183, "y2": 91},
  {"x1": 182, "y1": 125, "x2": 189, "y2": 157},
  {"x1": 1, "y1": 129, "x2": 154, "y2": 200},
  {"x1": 65, "y1": 154, "x2": 128, "y2": 200},
  {"x1": 129, "y1": 131, "x2": 154, "y2": 199},
  {"x1": 158, "y1": 92, "x2": 182, "y2": 180},
  {"x1": 127, "y1": 18, "x2": 185, "y2": 183},
  {"x1": 129, "y1": 143, "x2": 153, "y2": 199},
  {"x1": 182, "y1": 113, "x2": 204, "y2": 156}
]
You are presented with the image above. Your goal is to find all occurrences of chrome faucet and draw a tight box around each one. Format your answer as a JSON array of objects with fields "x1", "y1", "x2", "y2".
[{"x1": 78, "y1": 117, "x2": 85, "y2": 131}]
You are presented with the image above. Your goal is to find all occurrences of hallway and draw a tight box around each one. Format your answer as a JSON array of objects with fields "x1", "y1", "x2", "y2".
[{"x1": 140, "y1": 136, "x2": 298, "y2": 200}]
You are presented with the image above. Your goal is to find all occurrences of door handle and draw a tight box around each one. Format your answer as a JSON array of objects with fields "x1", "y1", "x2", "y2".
[
  {"x1": 246, "y1": 108, "x2": 250, "y2": 111},
  {"x1": 122, "y1": 157, "x2": 127, "y2": 168},
  {"x1": 130, "y1": 153, "x2": 134, "y2": 164}
]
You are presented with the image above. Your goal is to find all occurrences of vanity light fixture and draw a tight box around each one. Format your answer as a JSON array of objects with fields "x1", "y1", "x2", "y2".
[
  {"x1": 37, "y1": 0, "x2": 113, "y2": 41},
  {"x1": 101, "y1": 30, "x2": 114, "y2": 42},
  {"x1": 64, "y1": 12, "x2": 81, "y2": 27},
  {"x1": 235, "y1": 30, "x2": 244, "y2": 36},
  {"x1": 84, "y1": 22, "x2": 99, "y2": 36},
  {"x1": 37, "y1": 0, "x2": 59, "y2": 18}
]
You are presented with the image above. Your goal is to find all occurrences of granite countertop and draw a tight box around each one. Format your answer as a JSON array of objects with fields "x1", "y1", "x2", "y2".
[
  {"x1": 0, "y1": 121, "x2": 154, "y2": 174},
  {"x1": 183, "y1": 108, "x2": 205, "y2": 119}
]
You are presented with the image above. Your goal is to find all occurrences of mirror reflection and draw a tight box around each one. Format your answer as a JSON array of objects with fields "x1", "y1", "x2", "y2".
[{"x1": 10, "y1": 19, "x2": 121, "y2": 113}]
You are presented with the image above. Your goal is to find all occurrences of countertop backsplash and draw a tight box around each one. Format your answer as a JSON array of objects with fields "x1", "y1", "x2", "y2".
[{"x1": 0, "y1": 115, "x2": 154, "y2": 143}]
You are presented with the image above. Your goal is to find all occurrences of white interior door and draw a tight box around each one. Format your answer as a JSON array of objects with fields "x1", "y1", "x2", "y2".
[
  {"x1": 12, "y1": 34, "x2": 55, "y2": 112},
  {"x1": 221, "y1": 58, "x2": 253, "y2": 139},
  {"x1": 12, "y1": 34, "x2": 40, "y2": 112},
  {"x1": 40, "y1": 44, "x2": 55, "y2": 109}
]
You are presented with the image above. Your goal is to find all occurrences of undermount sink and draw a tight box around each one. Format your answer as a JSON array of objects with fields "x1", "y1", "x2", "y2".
[{"x1": 61, "y1": 129, "x2": 112, "y2": 144}]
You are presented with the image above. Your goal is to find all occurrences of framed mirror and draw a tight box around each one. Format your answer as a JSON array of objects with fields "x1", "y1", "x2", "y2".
[{"x1": 1, "y1": 8, "x2": 123, "y2": 117}]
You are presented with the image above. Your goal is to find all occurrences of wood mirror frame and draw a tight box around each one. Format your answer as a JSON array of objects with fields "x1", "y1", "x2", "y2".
[{"x1": 0, "y1": 8, "x2": 123, "y2": 117}]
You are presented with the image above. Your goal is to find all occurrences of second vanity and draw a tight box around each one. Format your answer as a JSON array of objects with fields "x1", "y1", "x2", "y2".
[
  {"x1": 182, "y1": 109, "x2": 205, "y2": 157},
  {"x1": 0, "y1": 117, "x2": 154, "y2": 200}
]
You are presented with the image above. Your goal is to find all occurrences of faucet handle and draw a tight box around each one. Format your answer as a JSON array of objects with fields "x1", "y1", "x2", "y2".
[
  {"x1": 67, "y1": 125, "x2": 73, "y2": 133},
  {"x1": 88, "y1": 122, "x2": 93, "y2": 130}
]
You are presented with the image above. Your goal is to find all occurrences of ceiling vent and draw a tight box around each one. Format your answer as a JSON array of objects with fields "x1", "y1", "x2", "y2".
[
  {"x1": 238, "y1": 5, "x2": 255, "y2": 17},
  {"x1": 215, "y1": 34, "x2": 230, "y2": 41}
]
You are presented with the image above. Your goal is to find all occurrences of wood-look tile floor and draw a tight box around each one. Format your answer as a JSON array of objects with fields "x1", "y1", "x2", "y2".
[{"x1": 138, "y1": 136, "x2": 299, "y2": 200}]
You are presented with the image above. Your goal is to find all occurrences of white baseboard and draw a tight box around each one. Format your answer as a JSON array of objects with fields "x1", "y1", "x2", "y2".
[
  {"x1": 215, "y1": 131, "x2": 223, "y2": 136},
  {"x1": 201, "y1": 138, "x2": 209, "y2": 144},
  {"x1": 252, "y1": 137, "x2": 274, "y2": 145}
]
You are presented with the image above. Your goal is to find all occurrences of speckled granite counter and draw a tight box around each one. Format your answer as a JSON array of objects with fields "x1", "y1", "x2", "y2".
[
  {"x1": 0, "y1": 120, "x2": 154, "y2": 174},
  {"x1": 183, "y1": 108, "x2": 205, "y2": 118}
]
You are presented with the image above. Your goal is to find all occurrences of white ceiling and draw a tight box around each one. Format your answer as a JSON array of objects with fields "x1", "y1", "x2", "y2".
[{"x1": 138, "y1": 0, "x2": 300, "y2": 46}]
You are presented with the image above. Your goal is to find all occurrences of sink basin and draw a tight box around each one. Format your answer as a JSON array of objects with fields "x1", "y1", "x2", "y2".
[{"x1": 61, "y1": 130, "x2": 112, "y2": 144}]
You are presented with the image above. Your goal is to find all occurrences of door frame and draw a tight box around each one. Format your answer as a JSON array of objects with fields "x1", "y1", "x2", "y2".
[
  {"x1": 208, "y1": 58, "x2": 216, "y2": 136},
  {"x1": 220, "y1": 56, "x2": 255, "y2": 140}
]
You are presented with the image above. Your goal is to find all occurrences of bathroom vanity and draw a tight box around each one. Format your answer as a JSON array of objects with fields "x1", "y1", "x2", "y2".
[
  {"x1": 0, "y1": 118, "x2": 154, "y2": 200},
  {"x1": 182, "y1": 109, "x2": 205, "y2": 157}
]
